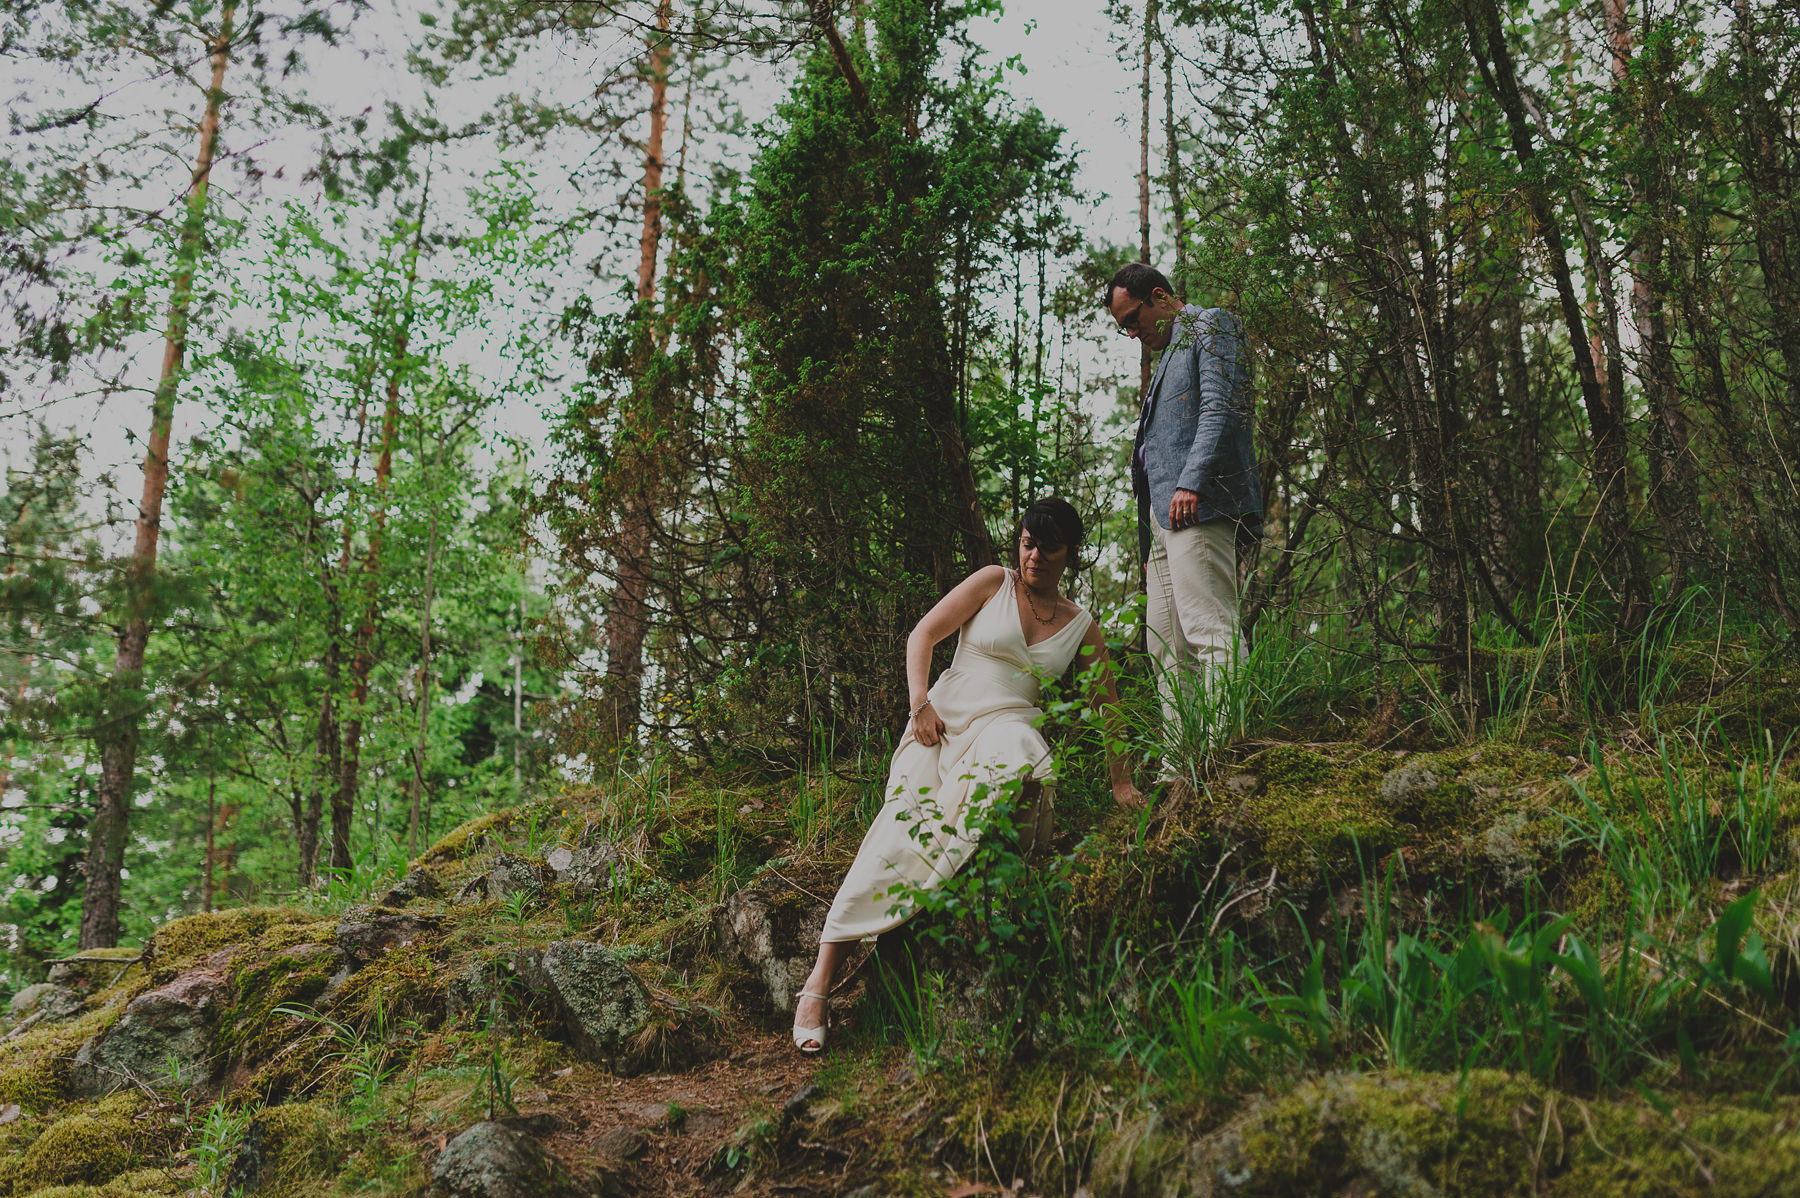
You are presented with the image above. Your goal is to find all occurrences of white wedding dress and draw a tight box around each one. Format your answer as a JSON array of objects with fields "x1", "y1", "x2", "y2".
[{"x1": 820, "y1": 568, "x2": 1094, "y2": 942}]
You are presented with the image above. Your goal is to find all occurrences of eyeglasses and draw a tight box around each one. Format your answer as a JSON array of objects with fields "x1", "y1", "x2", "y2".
[{"x1": 1115, "y1": 298, "x2": 1149, "y2": 337}]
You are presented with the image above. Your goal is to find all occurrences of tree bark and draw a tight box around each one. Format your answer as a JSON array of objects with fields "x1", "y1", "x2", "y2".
[
  {"x1": 1164, "y1": 35, "x2": 1186, "y2": 297},
  {"x1": 1604, "y1": 0, "x2": 1706, "y2": 588},
  {"x1": 79, "y1": 7, "x2": 233, "y2": 949},
  {"x1": 335, "y1": 181, "x2": 429, "y2": 876},
  {"x1": 1463, "y1": 0, "x2": 1649, "y2": 630},
  {"x1": 1138, "y1": 0, "x2": 1157, "y2": 392},
  {"x1": 598, "y1": 0, "x2": 674, "y2": 747}
]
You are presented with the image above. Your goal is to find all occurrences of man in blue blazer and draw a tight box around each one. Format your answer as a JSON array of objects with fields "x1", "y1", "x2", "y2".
[{"x1": 1106, "y1": 263, "x2": 1262, "y2": 747}]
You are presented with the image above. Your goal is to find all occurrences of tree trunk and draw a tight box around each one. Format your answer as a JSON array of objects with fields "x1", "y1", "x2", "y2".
[
  {"x1": 336, "y1": 184, "x2": 429, "y2": 876},
  {"x1": 79, "y1": 6, "x2": 233, "y2": 949},
  {"x1": 407, "y1": 425, "x2": 451, "y2": 858},
  {"x1": 1734, "y1": 0, "x2": 1800, "y2": 423},
  {"x1": 1138, "y1": 0, "x2": 1157, "y2": 392},
  {"x1": 597, "y1": 0, "x2": 674, "y2": 747},
  {"x1": 1164, "y1": 35, "x2": 1186, "y2": 297},
  {"x1": 1604, "y1": 0, "x2": 1706, "y2": 588},
  {"x1": 1464, "y1": 0, "x2": 1649, "y2": 630}
]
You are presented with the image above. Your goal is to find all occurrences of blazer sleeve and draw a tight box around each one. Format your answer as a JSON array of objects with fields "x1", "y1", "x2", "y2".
[{"x1": 1175, "y1": 310, "x2": 1247, "y2": 497}]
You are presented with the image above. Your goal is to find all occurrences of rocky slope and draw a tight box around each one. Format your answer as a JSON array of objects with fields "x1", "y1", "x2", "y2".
[{"x1": 5, "y1": 674, "x2": 1800, "y2": 1196}]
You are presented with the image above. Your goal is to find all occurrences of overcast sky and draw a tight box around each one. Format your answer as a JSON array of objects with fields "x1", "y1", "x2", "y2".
[{"x1": 10, "y1": 0, "x2": 1154, "y2": 537}]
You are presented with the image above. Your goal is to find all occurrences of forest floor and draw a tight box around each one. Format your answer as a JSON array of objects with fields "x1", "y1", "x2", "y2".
[{"x1": 5, "y1": 627, "x2": 1800, "y2": 1196}]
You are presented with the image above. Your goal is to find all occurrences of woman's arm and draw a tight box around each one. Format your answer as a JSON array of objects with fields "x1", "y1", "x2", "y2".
[
  {"x1": 906, "y1": 565, "x2": 1008, "y2": 747},
  {"x1": 1078, "y1": 619, "x2": 1145, "y2": 810}
]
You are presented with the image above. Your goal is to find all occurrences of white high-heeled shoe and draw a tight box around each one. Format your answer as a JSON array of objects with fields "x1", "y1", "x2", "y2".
[{"x1": 792, "y1": 989, "x2": 830, "y2": 1054}]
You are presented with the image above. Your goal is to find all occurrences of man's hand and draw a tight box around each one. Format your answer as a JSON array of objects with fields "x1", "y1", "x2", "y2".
[
  {"x1": 1169, "y1": 488, "x2": 1201, "y2": 530},
  {"x1": 1113, "y1": 779, "x2": 1146, "y2": 811}
]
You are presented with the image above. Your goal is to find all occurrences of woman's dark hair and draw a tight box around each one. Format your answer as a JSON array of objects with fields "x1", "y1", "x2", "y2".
[{"x1": 1018, "y1": 497, "x2": 1086, "y2": 569}]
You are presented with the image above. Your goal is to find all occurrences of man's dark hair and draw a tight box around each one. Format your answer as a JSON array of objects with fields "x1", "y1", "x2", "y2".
[{"x1": 1104, "y1": 263, "x2": 1175, "y2": 308}]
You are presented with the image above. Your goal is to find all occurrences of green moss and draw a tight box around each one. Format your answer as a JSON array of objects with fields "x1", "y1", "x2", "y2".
[
  {"x1": 227, "y1": 1101, "x2": 338, "y2": 1195},
  {"x1": 419, "y1": 808, "x2": 521, "y2": 864},
  {"x1": 0, "y1": 1006, "x2": 121, "y2": 1111},
  {"x1": 11, "y1": 1094, "x2": 143, "y2": 1193},
  {"x1": 1230, "y1": 746, "x2": 1398, "y2": 884},
  {"x1": 1098, "y1": 1070, "x2": 1800, "y2": 1197},
  {"x1": 98, "y1": 1168, "x2": 176, "y2": 1194},
  {"x1": 329, "y1": 941, "x2": 447, "y2": 1027},
  {"x1": 218, "y1": 942, "x2": 341, "y2": 1065},
  {"x1": 143, "y1": 909, "x2": 324, "y2": 984},
  {"x1": 15, "y1": 1167, "x2": 178, "y2": 1197}
]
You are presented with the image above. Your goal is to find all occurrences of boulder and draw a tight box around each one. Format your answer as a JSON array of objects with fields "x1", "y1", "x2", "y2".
[
  {"x1": 430, "y1": 1120, "x2": 584, "y2": 1198},
  {"x1": 224, "y1": 1101, "x2": 336, "y2": 1194},
  {"x1": 68, "y1": 964, "x2": 228, "y2": 1096},
  {"x1": 380, "y1": 868, "x2": 444, "y2": 907},
  {"x1": 7, "y1": 982, "x2": 82, "y2": 1024},
  {"x1": 334, "y1": 906, "x2": 445, "y2": 966},
  {"x1": 485, "y1": 854, "x2": 553, "y2": 903},
  {"x1": 715, "y1": 874, "x2": 829, "y2": 1012},
  {"x1": 550, "y1": 844, "x2": 617, "y2": 897},
  {"x1": 516, "y1": 942, "x2": 652, "y2": 1061}
]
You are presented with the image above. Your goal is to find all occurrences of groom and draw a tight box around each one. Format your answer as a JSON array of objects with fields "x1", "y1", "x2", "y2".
[{"x1": 1106, "y1": 263, "x2": 1262, "y2": 743}]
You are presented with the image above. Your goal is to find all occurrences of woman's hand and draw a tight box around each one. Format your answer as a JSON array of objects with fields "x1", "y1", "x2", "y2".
[
  {"x1": 911, "y1": 700, "x2": 946, "y2": 747},
  {"x1": 1112, "y1": 779, "x2": 1146, "y2": 811}
]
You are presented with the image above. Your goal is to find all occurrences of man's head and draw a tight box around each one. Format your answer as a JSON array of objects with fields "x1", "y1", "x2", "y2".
[{"x1": 1104, "y1": 263, "x2": 1183, "y2": 351}]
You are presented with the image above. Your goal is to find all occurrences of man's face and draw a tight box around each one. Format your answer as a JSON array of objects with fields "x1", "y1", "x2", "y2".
[{"x1": 1109, "y1": 286, "x2": 1177, "y2": 351}]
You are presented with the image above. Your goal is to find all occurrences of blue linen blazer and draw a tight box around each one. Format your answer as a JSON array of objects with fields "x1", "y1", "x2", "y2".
[{"x1": 1131, "y1": 305, "x2": 1262, "y2": 554}]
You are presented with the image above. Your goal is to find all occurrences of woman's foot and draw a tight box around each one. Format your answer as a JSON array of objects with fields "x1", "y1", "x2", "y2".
[{"x1": 792, "y1": 989, "x2": 830, "y2": 1054}]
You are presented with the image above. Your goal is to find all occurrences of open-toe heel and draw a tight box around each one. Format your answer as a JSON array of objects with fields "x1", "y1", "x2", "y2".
[{"x1": 792, "y1": 989, "x2": 830, "y2": 1054}]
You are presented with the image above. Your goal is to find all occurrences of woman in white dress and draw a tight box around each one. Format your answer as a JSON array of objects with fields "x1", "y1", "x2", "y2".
[{"x1": 793, "y1": 498, "x2": 1144, "y2": 1052}]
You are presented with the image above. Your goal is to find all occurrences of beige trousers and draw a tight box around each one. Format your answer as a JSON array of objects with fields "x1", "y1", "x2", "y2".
[{"x1": 1145, "y1": 517, "x2": 1242, "y2": 735}]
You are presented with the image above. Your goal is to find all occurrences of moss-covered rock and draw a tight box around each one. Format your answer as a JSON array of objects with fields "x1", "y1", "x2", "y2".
[
  {"x1": 143, "y1": 909, "x2": 327, "y2": 986},
  {"x1": 0, "y1": 1006, "x2": 122, "y2": 1111},
  {"x1": 15, "y1": 1167, "x2": 179, "y2": 1197},
  {"x1": 421, "y1": 808, "x2": 521, "y2": 865},
  {"x1": 223, "y1": 1100, "x2": 338, "y2": 1195},
  {"x1": 1094, "y1": 1070, "x2": 1800, "y2": 1197},
  {"x1": 218, "y1": 943, "x2": 342, "y2": 1066},
  {"x1": 10, "y1": 1094, "x2": 143, "y2": 1193}
]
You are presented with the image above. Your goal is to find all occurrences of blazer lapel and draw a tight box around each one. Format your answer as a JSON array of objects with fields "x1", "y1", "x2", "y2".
[{"x1": 1136, "y1": 343, "x2": 1176, "y2": 444}]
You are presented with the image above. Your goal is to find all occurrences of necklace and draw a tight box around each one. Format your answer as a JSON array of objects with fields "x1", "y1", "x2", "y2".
[{"x1": 1022, "y1": 582, "x2": 1058, "y2": 625}]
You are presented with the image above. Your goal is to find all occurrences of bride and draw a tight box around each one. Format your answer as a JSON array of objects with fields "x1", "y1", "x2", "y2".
[{"x1": 793, "y1": 497, "x2": 1144, "y2": 1053}]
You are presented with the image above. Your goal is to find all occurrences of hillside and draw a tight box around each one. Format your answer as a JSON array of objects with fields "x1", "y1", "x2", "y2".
[{"x1": 4, "y1": 637, "x2": 1800, "y2": 1197}]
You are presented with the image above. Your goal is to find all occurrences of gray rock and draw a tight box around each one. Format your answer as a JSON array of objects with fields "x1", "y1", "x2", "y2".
[
  {"x1": 455, "y1": 874, "x2": 489, "y2": 905},
  {"x1": 715, "y1": 874, "x2": 828, "y2": 1012},
  {"x1": 335, "y1": 906, "x2": 445, "y2": 966},
  {"x1": 556, "y1": 845, "x2": 617, "y2": 897},
  {"x1": 8, "y1": 982, "x2": 81, "y2": 1023},
  {"x1": 447, "y1": 959, "x2": 499, "y2": 1021},
  {"x1": 1379, "y1": 764, "x2": 1440, "y2": 805},
  {"x1": 544, "y1": 847, "x2": 574, "y2": 874},
  {"x1": 592, "y1": 1125, "x2": 647, "y2": 1160},
  {"x1": 783, "y1": 1083, "x2": 821, "y2": 1120},
  {"x1": 620, "y1": 1102, "x2": 670, "y2": 1126},
  {"x1": 486, "y1": 854, "x2": 553, "y2": 903},
  {"x1": 69, "y1": 964, "x2": 228, "y2": 1096},
  {"x1": 430, "y1": 1121, "x2": 583, "y2": 1198},
  {"x1": 381, "y1": 868, "x2": 444, "y2": 906},
  {"x1": 516, "y1": 941, "x2": 652, "y2": 1061},
  {"x1": 1225, "y1": 772, "x2": 1259, "y2": 797}
]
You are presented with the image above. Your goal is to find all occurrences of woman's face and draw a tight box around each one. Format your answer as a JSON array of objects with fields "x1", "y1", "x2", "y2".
[{"x1": 1018, "y1": 528, "x2": 1071, "y2": 590}]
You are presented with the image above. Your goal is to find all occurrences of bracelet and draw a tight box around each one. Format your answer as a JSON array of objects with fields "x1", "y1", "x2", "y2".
[{"x1": 909, "y1": 699, "x2": 932, "y2": 719}]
